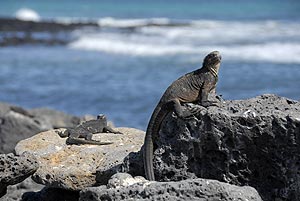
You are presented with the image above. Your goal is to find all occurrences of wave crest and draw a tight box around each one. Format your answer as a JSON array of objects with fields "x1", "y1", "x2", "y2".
[
  {"x1": 15, "y1": 8, "x2": 40, "y2": 22},
  {"x1": 68, "y1": 19, "x2": 300, "y2": 63}
]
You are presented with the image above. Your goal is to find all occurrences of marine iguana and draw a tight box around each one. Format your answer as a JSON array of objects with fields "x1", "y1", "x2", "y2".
[
  {"x1": 144, "y1": 51, "x2": 222, "y2": 180},
  {"x1": 58, "y1": 114, "x2": 122, "y2": 145}
]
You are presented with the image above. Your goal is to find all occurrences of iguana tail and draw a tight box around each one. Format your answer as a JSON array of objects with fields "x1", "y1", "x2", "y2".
[
  {"x1": 144, "y1": 104, "x2": 169, "y2": 181},
  {"x1": 66, "y1": 137, "x2": 113, "y2": 145}
]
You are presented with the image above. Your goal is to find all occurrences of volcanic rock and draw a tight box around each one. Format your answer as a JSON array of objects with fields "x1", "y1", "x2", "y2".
[
  {"x1": 152, "y1": 94, "x2": 300, "y2": 200},
  {"x1": 0, "y1": 153, "x2": 39, "y2": 198},
  {"x1": 80, "y1": 173, "x2": 262, "y2": 201}
]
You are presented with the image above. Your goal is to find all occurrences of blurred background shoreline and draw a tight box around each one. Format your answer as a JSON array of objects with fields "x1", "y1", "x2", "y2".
[{"x1": 0, "y1": 0, "x2": 299, "y2": 129}]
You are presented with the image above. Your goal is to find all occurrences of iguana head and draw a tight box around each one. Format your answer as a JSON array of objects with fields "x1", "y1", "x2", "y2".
[{"x1": 203, "y1": 51, "x2": 221, "y2": 77}]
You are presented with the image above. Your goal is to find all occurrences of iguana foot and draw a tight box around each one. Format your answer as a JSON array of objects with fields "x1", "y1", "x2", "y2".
[{"x1": 176, "y1": 107, "x2": 202, "y2": 119}]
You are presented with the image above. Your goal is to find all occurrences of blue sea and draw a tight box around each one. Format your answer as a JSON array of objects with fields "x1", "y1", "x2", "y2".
[{"x1": 0, "y1": 0, "x2": 300, "y2": 129}]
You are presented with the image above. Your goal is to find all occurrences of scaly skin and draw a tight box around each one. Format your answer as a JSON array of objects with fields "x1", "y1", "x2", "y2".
[
  {"x1": 144, "y1": 51, "x2": 222, "y2": 180},
  {"x1": 60, "y1": 114, "x2": 122, "y2": 145}
]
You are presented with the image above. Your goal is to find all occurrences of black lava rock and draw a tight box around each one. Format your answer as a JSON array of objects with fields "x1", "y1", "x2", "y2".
[
  {"x1": 153, "y1": 94, "x2": 300, "y2": 201},
  {"x1": 0, "y1": 153, "x2": 38, "y2": 198}
]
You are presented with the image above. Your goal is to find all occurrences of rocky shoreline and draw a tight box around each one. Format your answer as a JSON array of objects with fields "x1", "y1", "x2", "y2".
[
  {"x1": 0, "y1": 17, "x2": 99, "y2": 46},
  {"x1": 0, "y1": 94, "x2": 299, "y2": 200},
  {"x1": 0, "y1": 17, "x2": 191, "y2": 47}
]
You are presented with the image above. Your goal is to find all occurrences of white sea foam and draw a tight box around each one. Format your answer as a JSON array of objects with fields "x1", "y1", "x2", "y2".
[
  {"x1": 98, "y1": 17, "x2": 171, "y2": 27},
  {"x1": 140, "y1": 20, "x2": 300, "y2": 43},
  {"x1": 55, "y1": 17, "x2": 92, "y2": 25},
  {"x1": 68, "y1": 19, "x2": 300, "y2": 63},
  {"x1": 69, "y1": 36, "x2": 300, "y2": 63},
  {"x1": 69, "y1": 36, "x2": 195, "y2": 56},
  {"x1": 15, "y1": 8, "x2": 40, "y2": 22}
]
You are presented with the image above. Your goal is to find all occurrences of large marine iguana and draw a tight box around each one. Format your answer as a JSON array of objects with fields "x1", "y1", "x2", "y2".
[
  {"x1": 58, "y1": 114, "x2": 122, "y2": 145},
  {"x1": 144, "y1": 51, "x2": 222, "y2": 180}
]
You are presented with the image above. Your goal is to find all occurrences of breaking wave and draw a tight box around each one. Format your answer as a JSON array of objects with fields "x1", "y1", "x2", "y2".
[
  {"x1": 69, "y1": 38, "x2": 300, "y2": 63},
  {"x1": 15, "y1": 8, "x2": 40, "y2": 22},
  {"x1": 68, "y1": 18, "x2": 300, "y2": 63},
  {"x1": 98, "y1": 17, "x2": 172, "y2": 27}
]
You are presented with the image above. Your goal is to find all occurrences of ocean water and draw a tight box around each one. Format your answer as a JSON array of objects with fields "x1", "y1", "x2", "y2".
[{"x1": 0, "y1": 0, "x2": 300, "y2": 129}]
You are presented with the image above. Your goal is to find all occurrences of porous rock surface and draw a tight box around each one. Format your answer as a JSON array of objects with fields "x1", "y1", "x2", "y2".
[
  {"x1": 0, "y1": 102, "x2": 80, "y2": 154},
  {"x1": 1, "y1": 178, "x2": 44, "y2": 201},
  {"x1": 0, "y1": 153, "x2": 39, "y2": 198},
  {"x1": 15, "y1": 127, "x2": 145, "y2": 191},
  {"x1": 153, "y1": 94, "x2": 300, "y2": 201},
  {"x1": 80, "y1": 173, "x2": 262, "y2": 201}
]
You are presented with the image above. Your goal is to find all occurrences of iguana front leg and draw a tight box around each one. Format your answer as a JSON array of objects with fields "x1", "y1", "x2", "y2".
[
  {"x1": 171, "y1": 98, "x2": 200, "y2": 118},
  {"x1": 200, "y1": 83, "x2": 219, "y2": 107}
]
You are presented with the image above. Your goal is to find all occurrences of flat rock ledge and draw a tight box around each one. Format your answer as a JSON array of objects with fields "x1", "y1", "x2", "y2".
[
  {"x1": 154, "y1": 94, "x2": 300, "y2": 201},
  {"x1": 0, "y1": 153, "x2": 38, "y2": 198},
  {"x1": 80, "y1": 173, "x2": 262, "y2": 201},
  {"x1": 15, "y1": 127, "x2": 145, "y2": 191}
]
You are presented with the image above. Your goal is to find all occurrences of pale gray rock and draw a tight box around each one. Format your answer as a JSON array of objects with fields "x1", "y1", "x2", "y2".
[
  {"x1": 29, "y1": 108, "x2": 80, "y2": 129},
  {"x1": 80, "y1": 176, "x2": 262, "y2": 201},
  {"x1": 0, "y1": 102, "x2": 81, "y2": 154},
  {"x1": 0, "y1": 103, "x2": 43, "y2": 154},
  {"x1": 15, "y1": 127, "x2": 145, "y2": 191},
  {"x1": 152, "y1": 94, "x2": 300, "y2": 201},
  {"x1": 0, "y1": 153, "x2": 39, "y2": 198},
  {"x1": 107, "y1": 173, "x2": 146, "y2": 189}
]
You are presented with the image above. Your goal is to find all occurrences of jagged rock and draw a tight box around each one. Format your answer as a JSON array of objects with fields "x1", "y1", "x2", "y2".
[
  {"x1": 15, "y1": 127, "x2": 145, "y2": 190},
  {"x1": 80, "y1": 174, "x2": 262, "y2": 201},
  {"x1": 1, "y1": 178, "x2": 44, "y2": 201},
  {"x1": 2, "y1": 178, "x2": 78, "y2": 201},
  {"x1": 152, "y1": 94, "x2": 300, "y2": 201},
  {"x1": 0, "y1": 153, "x2": 39, "y2": 198},
  {"x1": 0, "y1": 102, "x2": 81, "y2": 154}
]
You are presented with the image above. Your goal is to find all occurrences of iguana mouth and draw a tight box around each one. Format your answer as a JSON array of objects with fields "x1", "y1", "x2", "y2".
[{"x1": 205, "y1": 51, "x2": 221, "y2": 66}]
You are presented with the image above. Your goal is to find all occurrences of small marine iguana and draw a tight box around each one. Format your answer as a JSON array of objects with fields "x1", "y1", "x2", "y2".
[
  {"x1": 144, "y1": 51, "x2": 222, "y2": 181},
  {"x1": 59, "y1": 114, "x2": 122, "y2": 145}
]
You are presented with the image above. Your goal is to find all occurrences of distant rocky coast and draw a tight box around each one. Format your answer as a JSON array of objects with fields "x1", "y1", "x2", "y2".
[
  {"x1": 0, "y1": 17, "x2": 99, "y2": 46},
  {"x1": 0, "y1": 17, "x2": 190, "y2": 47}
]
